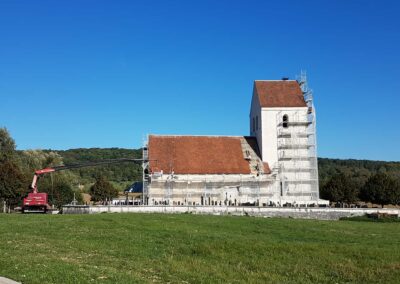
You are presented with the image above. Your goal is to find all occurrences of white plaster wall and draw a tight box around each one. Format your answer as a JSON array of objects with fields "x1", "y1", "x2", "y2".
[{"x1": 260, "y1": 107, "x2": 308, "y2": 167}]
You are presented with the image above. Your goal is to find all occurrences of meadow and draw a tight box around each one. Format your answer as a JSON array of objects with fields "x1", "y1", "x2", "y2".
[{"x1": 0, "y1": 213, "x2": 399, "y2": 283}]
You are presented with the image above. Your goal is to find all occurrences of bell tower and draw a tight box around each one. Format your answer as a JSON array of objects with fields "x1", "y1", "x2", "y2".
[{"x1": 249, "y1": 73, "x2": 320, "y2": 202}]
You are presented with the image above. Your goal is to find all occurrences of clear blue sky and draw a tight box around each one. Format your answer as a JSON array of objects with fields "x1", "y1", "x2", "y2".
[{"x1": 1, "y1": 0, "x2": 399, "y2": 161}]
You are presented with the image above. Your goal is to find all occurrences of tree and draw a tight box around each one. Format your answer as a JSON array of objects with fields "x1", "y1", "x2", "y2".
[
  {"x1": 0, "y1": 128, "x2": 28, "y2": 210},
  {"x1": 386, "y1": 179, "x2": 400, "y2": 206},
  {"x1": 360, "y1": 173, "x2": 399, "y2": 208},
  {"x1": 89, "y1": 176, "x2": 118, "y2": 203},
  {"x1": 41, "y1": 180, "x2": 83, "y2": 209},
  {"x1": 320, "y1": 172, "x2": 358, "y2": 205},
  {"x1": 0, "y1": 127, "x2": 16, "y2": 163},
  {"x1": 393, "y1": 179, "x2": 400, "y2": 206},
  {"x1": 18, "y1": 150, "x2": 64, "y2": 174},
  {"x1": 42, "y1": 181, "x2": 73, "y2": 209},
  {"x1": 0, "y1": 161, "x2": 28, "y2": 209}
]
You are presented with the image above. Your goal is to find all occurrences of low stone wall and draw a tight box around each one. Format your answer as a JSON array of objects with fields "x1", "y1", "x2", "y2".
[
  {"x1": 62, "y1": 205, "x2": 400, "y2": 220},
  {"x1": 62, "y1": 205, "x2": 90, "y2": 214}
]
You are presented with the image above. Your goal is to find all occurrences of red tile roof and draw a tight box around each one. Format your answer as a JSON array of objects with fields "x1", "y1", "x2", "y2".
[
  {"x1": 148, "y1": 135, "x2": 269, "y2": 175},
  {"x1": 254, "y1": 80, "x2": 306, "y2": 108}
]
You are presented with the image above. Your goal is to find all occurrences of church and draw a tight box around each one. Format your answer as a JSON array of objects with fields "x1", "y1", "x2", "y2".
[{"x1": 142, "y1": 74, "x2": 328, "y2": 207}]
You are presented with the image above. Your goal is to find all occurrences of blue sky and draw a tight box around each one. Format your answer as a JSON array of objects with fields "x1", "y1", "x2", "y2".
[{"x1": 0, "y1": 0, "x2": 399, "y2": 161}]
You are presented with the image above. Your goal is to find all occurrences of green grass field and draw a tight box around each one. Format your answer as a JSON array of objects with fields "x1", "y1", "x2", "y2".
[{"x1": 0, "y1": 214, "x2": 399, "y2": 284}]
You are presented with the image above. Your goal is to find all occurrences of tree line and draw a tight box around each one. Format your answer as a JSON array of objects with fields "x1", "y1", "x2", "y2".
[
  {"x1": 319, "y1": 158, "x2": 400, "y2": 207},
  {"x1": 320, "y1": 172, "x2": 400, "y2": 207},
  {"x1": 1, "y1": 126, "x2": 400, "y2": 209}
]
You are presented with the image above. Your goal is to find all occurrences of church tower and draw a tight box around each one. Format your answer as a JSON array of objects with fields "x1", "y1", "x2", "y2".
[{"x1": 249, "y1": 73, "x2": 319, "y2": 203}]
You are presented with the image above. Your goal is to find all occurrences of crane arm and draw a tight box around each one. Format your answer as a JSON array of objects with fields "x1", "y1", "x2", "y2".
[{"x1": 30, "y1": 158, "x2": 148, "y2": 193}]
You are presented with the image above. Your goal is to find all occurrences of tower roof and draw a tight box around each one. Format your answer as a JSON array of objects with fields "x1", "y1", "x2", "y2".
[{"x1": 254, "y1": 80, "x2": 307, "y2": 108}]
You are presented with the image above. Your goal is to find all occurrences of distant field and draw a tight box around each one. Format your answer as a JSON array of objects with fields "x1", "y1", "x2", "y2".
[{"x1": 0, "y1": 214, "x2": 399, "y2": 284}]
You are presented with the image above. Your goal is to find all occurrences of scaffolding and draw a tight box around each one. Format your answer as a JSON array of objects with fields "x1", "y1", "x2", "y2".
[
  {"x1": 142, "y1": 138, "x2": 149, "y2": 205},
  {"x1": 148, "y1": 173, "x2": 276, "y2": 206},
  {"x1": 275, "y1": 71, "x2": 319, "y2": 201},
  {"x1": 142, "y1": 134, "x2": 278, "y2": 206}
]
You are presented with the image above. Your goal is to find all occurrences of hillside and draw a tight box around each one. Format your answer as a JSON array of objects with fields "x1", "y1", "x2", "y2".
[
  {"x1": 16, "y1": 148, "x2": 400, "y2": 197},
  {"x1": 318, "y1": 157, "x2": 400, "y2": 188},
  {"x1": 51, "y1": 148, "x2": 400, "y2": 190},
  {"x1": 14, "y1": 148, "x2": 143, "y2": 194},
  {"x1": 56, "y1": 148, "x2": 400, "y2": 186},
  {"x1": 56, "y1": 148, "x2": 143, "y2": 184}
]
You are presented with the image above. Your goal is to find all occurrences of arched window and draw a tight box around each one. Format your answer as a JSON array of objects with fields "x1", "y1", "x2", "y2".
[{"x1": 282, "y1": 114, "x2": 289, "y2": 128}]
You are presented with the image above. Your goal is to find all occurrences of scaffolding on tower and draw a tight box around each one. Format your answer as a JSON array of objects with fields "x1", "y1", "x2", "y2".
[
  {"x1": 275, "y1": 71, "x2": 319, "y2": 203},
  {"x1": 142, "y1": 136, "x2": 149, "y2": 205}
]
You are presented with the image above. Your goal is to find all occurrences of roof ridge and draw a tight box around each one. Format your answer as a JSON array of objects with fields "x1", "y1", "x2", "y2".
[
  {"x1": 254, "y1": 79, "x2": 297, "y2": 82},
  {"x1": 149, "y1": 134, "x2": 245, "y2": 138}
]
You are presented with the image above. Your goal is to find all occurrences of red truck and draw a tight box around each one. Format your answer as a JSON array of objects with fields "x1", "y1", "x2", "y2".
[{"x1": 22, "y1": 158, "x2": 145, "y2": 213}]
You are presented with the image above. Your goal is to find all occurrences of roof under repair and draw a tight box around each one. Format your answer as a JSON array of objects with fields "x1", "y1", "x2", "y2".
[{"x1": 148, "y1": 135, "x2": 270, "y2": 175}]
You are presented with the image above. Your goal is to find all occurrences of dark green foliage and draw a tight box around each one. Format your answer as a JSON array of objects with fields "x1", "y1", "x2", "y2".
[
  {"x1": 360, "y1": 172, "x2": 400, "y2": 207},
  {"x1": 41, "y1": 180, "x2": 75, "y2": 209},
  {"x1": 385, "y1": 179, "x2": 400, "y2": 206},
  {"x1": 48, "y1": 148, "x2": 142, "y2": 184},
  {"x1": 0, "y1": 128, "x2": 29, "y2": 207},
  {"x1": 320, "y1": 172, "x2": 358, "y2": 204},
  {"x1": 0, "y1": 161, "x2": 28, "y2": 207},
  {"x1": 58, "y1": 148, "x2": 141, "y2": 162},
  {"x1": 318, "y1": 158, "x2": 400, "y2": 205},
  {"x1": 393, "y1": 180, "x2": 400, "y2": 205},
  {"x1": 318, "y1": 158, "x2": 400, "y2": 189},
  {"x1": 90, "y1": 176, "x2": 119, "y2": 203}
]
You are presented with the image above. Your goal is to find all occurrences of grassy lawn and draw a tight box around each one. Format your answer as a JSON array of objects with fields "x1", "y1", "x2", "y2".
[{"x1": 0, "y1": 214, "x2": 399, "y2": 284}]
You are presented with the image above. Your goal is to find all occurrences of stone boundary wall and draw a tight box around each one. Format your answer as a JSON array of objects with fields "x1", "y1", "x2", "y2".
[{"x1": 62, "y1": 205, "x2": 400, "y2": 220}]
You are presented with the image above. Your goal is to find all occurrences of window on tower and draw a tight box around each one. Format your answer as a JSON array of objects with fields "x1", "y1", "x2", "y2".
[
  {"x1": 256, "y1": 116, "x2": 258, "y2": 130},
  {"x1": 283, "y1": 114, "x2": 289, "y2": 128}
]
